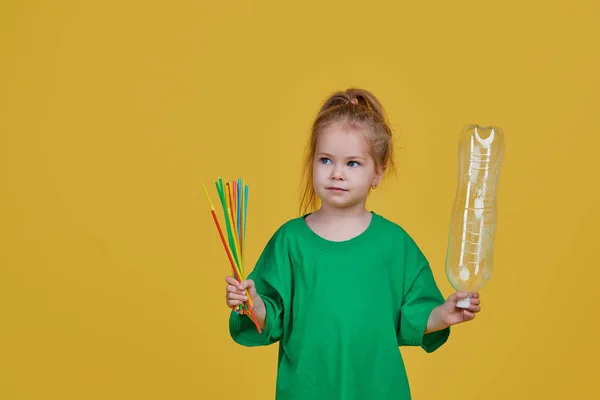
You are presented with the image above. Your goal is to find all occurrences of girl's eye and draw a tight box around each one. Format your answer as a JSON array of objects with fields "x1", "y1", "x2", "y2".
[
  {"x1": 319, "y1": 157, "x2": 332, "y2": 165},
  {"x1": 348, "y1": 161, "x2": 360, "y2": 167}
]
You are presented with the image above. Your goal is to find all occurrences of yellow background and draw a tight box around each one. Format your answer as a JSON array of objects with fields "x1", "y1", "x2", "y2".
[{"x1": 1, "y1": 1, "x2": 598, "y2": 399}]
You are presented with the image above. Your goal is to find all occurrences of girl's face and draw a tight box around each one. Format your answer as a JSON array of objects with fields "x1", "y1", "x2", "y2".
[{"x1": 312, "y1": 122, "x2": 383, "y2": 211}]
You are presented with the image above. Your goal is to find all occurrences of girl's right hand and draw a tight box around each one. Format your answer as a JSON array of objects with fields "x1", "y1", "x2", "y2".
[{"x1": 225, "y1": 276, "x2": 266, "y2": 328}]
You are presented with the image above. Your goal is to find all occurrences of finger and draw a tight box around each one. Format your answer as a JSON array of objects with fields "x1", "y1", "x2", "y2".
[
  {"x1": 470, "y1": 298, "x2": 481, "y2": 306},
  {"x1": 227, "y1": 293, "x2": 248, "y2": 301},
  {"x1": 447, "y1": 292, "x2": 468, "y2": 302},
  {"x1": 237, "y1": 279, "x2": 255, "y2": 291},
  {"x1": 226, "y1": 285, "x2": 245, "y2": 296},
  {"x1": 469, "y1": 304, "x2": 481, "y2": 313},
  {"x1": 472, "y1": 292, "x2": 480, "y2": 299},
  {"x1": 463, "y1": 310, "x2": 476, "y2": 320},
  {"x1": 227, "y1": 299, "x2": 244, "y2": 307},
  {"x1": 225, "y1": 276, "x2": 240, "y2": 286}
]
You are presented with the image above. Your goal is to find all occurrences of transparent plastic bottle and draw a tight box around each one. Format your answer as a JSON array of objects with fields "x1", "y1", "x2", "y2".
[{"x1": 445, "y1": 125, "x2": 504, "y2": 308}]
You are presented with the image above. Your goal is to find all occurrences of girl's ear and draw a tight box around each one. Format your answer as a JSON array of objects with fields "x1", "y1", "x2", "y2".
[{"x1": 372, "y1": 166, "x2": 385, "y2": 187}]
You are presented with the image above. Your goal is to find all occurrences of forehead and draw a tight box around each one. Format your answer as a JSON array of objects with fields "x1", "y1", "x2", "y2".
[{"x1": 316, "y1": 123, "x2": 370, "y2": 156}]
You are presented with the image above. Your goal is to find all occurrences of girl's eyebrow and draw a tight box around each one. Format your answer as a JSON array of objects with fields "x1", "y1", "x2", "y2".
[{"x1": 316, "y1": 152, "x2": 366, "y2": 161}]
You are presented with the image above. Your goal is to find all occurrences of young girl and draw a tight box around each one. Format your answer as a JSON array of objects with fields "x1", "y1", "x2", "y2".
[{"x1": 224, "y1": 88, "x2": 481, "y2": 399}]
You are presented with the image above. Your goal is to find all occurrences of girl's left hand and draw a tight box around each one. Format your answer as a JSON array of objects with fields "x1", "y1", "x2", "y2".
[
  {"x1": 426, "y1": 292, "x2": 481, "y2": 333},
  {"x1": 441, "y1": 292, "x2": 481, "y2": 326}
]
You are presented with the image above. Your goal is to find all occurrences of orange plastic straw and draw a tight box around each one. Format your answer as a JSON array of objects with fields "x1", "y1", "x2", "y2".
[{"x1": 202, "y1": 184, "x2": 262, "y2": 333}]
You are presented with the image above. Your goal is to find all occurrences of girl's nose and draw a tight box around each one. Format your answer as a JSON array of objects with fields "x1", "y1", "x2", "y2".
[{"x1": 331, "y1": 166, "x2": 345, "y2": 180}]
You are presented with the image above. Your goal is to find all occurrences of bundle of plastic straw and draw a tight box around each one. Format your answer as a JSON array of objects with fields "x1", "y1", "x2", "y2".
[{"x1": 202, "y1": 177, "x2": 262, "y2": 333}]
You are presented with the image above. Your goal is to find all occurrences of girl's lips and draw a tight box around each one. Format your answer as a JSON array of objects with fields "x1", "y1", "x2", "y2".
[{"x1": 327, "y1": 187, "x2": 348, "y2": 192}]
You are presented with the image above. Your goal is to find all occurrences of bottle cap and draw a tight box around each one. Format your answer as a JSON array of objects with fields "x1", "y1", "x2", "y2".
[{"x1": 456, "y1": 295, "x2": 472, "y2": 309}]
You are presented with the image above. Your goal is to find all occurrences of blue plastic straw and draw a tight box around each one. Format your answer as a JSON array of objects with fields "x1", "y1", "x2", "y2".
[{"x1": 237, "y1": 178, "x2": 242, "y2": 241}]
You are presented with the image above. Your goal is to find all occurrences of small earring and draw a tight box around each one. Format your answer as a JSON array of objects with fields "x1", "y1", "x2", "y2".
[{"x1": 371, "y1": 185, "x2": 377, "y2": 189}]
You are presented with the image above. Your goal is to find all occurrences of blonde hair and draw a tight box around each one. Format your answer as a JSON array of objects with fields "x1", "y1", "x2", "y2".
[{"x1": 299, "y1": 88, "x2": 395, "y2": 215}]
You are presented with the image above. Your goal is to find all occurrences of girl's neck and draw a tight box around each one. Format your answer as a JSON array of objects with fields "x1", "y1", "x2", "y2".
[
  {"x1": 315, "y1": 205, "x2": 369, "y2": 219},
  {"x1": 313, "y1": 203, "x2": 370, "y2": 221},
  {"x1": 305, "y1": 204, "x2": 372, "y2": 242}
]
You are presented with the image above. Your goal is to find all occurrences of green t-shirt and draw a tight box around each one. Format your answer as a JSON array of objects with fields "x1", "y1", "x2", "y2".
[{"x1": 229, "y1": 211, "x2": 450, "y2": 399}]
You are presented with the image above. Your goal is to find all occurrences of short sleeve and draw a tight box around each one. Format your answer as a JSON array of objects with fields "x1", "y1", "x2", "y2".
[
  {"x1": 396, "y1": 240, "x2": 450, "y2": 353},
  {"x1": 229, "y1": 226, "x2": 291, "y2": 347}
]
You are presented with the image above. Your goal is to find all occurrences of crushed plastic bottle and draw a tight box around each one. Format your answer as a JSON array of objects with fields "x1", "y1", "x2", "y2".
[{"x1": 445, "y1": 125, "x2": 505, "y2": 308}]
